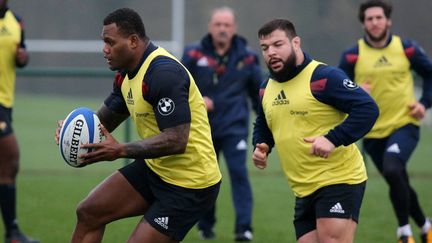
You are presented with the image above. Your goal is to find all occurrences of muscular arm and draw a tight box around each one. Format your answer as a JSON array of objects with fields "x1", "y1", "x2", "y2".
[
  {"x1": 80, "y1": 122, "x2": 189, "y2": 163},
  {"x1": 312, "y1": 65, "x2": 379, "y2": 147},
  {"x1": 252, "y1": 83, "x2": 275, "y2": 153},
  {"x1": 96, "y1": 104, "x2": 129, "y2": 132},
  {"x1": 405, "y1": 40, "x2": 432, "y2": 109},
  {"x1": 123, "y1": 123, "x2": 189, "y2": 158}
]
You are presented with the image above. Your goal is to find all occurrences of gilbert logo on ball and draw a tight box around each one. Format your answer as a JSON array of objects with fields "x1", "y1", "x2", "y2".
[{"x1": 59, "y1": 107, "x2": 102, "y2": 167}]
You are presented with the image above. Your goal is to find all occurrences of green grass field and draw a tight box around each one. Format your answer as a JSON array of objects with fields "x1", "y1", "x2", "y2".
[{"x1": 1, "y1": 92, "x2": 431, "y2": 242}]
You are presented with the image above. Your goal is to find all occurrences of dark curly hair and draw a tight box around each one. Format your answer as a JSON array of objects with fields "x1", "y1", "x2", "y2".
[
  {"x1": 358, "y1": 0, "x2": 392, "y2": 23},
  {"x1": 258, "y1": 19, "x2": 297, "y2": 40},
  {"x1": 103, "y1": 8, "x2": 148, "y2": 40}
]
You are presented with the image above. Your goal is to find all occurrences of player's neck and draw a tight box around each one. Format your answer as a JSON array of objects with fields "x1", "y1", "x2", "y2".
[
  {"x1": 366, "y1": 32, "x2": 390, "y2": 49},
  {"x1": 128, "y1": 41, "x2": 148, "y2": 73}
]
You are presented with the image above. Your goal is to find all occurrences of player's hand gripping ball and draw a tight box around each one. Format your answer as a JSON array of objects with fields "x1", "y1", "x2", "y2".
[{"x1": 58, "y1": 107, "x2": 102, "y2": 167}]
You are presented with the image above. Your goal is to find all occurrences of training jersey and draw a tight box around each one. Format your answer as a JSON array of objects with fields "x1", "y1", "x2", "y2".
[
  {"x1": 0, "y1": 8, "x2": 26, "y2": 108},
  {"x1": 104, "y1": 43, "x2": 221, "y2": 189},
  {"x1": 253, "y1": 54, "x2": 378, "y2": 197},
  {"x1": 339, "y1": 35, "x2": 432, "y2": 138}
]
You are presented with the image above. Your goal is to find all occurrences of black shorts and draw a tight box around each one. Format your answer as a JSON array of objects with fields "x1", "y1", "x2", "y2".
[
  {"x1": 0, "y1": 105, "x2": 13, "y2": 138},
  {"x1": 119, "y1": 159, "x2": 221, "y2": 241},
  {"x1": 293, "y1": 182, "x2": 366, "y2": 239}
]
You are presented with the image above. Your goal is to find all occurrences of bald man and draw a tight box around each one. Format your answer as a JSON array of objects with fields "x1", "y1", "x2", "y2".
[{"x1": 182, "y1": 6, "x2": 262, "y2": 241}]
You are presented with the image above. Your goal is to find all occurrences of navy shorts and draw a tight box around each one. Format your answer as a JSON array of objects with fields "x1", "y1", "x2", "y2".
[
  {"x1": 293, "y1": 182, "x2": 366, "y2": 239},
  {"x1": 119, "y1": 160, "x2": 221, "y2": 241},
  {"x1": 363, "y1": 123, "x2": 419, "y2": 171},
  {"x1": 0, "y1": 105, "x2": 13, "y2": 138}
]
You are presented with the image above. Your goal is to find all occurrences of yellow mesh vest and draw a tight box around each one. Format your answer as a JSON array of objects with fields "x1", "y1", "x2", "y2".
[
  {"x1": 120, "y1": 46, "x2": 221, "y2": 189},
  {"x1": 262, "y1": 60, "x2": 367, "y2": 197},
  {"x1": 0, "y1": 10, "x2": 22, "y2": 107},
  {"x1": 355, "y1": 36, "x2": 418, "y2": 138}
]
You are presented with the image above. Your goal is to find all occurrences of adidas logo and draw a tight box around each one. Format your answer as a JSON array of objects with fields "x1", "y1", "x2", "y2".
[
  {"x1": 126, "y1": 88, "x2": 134, "y2": 105},
  {"x1": 387, "y1": 143, "x2": 400, "y2": 154},
  {"x1": 374, "y1": 55, "x2": 392, "y2": 67},
  {"x1": 0, "y1": 26, "x2": 10, "y2": 35},
  {"x1": 329, "y1": 202, "x2": 345, "y2": 214},
  {"x1": 236, "y1": 139, "x2": 247, "y2": 150},
  {"x1": 154, "y1": 216, "x2": 169, "y2": 229},
  {"x1": 272, "y1": 90, "x2": 289, "y2": 106}
]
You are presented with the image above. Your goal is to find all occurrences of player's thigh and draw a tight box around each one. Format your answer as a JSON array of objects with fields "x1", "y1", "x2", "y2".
[
  {"x1": 0, "y1": 105, "x2": 18, "y2": 165},
  {"x1": 78, "y1": 171, "x2": 149, "y2": 222},
  {"x1": 384, "y1": 124, "x2": 419, "y2": 163},
  {"x1": 128, "y1": 218, "x2": 178, "y2": 243},
  {"x1": 315, "y1": 182, "x2": 365, "y2": 242},
  {"x1": 0, "y1": 134, "x2": 19, "y2": 182},
  {"x1": 295, "y1": 182, "x2": 364, "y2": 242},
  {"x1": 316, "y1": 217, "x2": 357, "y2": 243},
  {"x1": 363, "y1": 138, "x2": 387, "y2": 172},
  {"x1": 297, "y1": 230, "x2": 319, "y2": 243},
  {"x1": 0, "y1": 134, "x2": 19, "y2": 164}
]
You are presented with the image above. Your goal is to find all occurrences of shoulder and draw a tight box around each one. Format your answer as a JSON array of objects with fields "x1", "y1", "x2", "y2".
[
  {"x1": 313, "y1": 64, "x2": 347, "y2": 80},
  {"x1": 233, "y1": 35, "x2": 260, "y2": 64},
  {"x1": 340, "y1": 43, "x2": 360, "y2": 64},
  {"x1": 8, "y1": 10, "x2": 24, "y2": 26},
  {"x1": 400, "y1": 37, "x2": 425, "y2": 59},
  {"x1": 311, "y1": 64, "x2": 351, "y2": 92},
  {"x1": 9, "y1": 10, "x2": 22, "y2": 20},
  {"x1": 258, "y1": 79, "x2": 270, "y2": 98},
  {"x1": 183, "y1": 41, "x2": 205, "y2": 60},
  {"x1": 149, "y1": 56, "x2": 184, "y2": 72},
  {"x1": 146, "y1": 56, "x2": 189, "y2": 84}
]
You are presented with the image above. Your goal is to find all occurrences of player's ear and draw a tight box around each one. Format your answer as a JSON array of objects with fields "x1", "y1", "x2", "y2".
[
  {"x1": 292, "y1": 36, "x2": 301, "y2": 50},
  {"x1": 129, "y1": 34, "x2": 139, "y2": 49}
]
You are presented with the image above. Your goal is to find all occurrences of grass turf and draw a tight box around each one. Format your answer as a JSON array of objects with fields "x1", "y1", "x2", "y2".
[{"x1": 1, "y1": 92, "x2": 431, "y2": 242}]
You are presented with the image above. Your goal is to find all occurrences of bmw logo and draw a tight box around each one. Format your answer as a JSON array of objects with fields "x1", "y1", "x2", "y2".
[
  {"x1": 343, "y1": 79, "x2": 359, "y2": 90},
  {"x1": 157, "y1": 98, "x2": 175, "y2": 116}
]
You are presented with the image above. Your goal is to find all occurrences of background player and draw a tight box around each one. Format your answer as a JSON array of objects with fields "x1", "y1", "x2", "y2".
[{"x1": 339, "y1": 1, "x2": 432, "y2": 242}]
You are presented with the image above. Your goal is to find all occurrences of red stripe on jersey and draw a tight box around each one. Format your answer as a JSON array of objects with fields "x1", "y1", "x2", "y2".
[
  {"x1": 310, "y1": 78, "x2": 328, "y2": 92},
  {"x1": 259, "y1": 88, "x2": 265, "y2": 98},
  {"x1": 405, "y1": 46, "x2": 415, "y2": 59},
  {"x1": 114, "y1": 72, "x2": 125, "y2": 87},
  {"x1": 346, "y1": 54, "x2": 358, "y2": 64},
  {"x1": 142, "y1": 82, "x2": 149, "y2": 96}
]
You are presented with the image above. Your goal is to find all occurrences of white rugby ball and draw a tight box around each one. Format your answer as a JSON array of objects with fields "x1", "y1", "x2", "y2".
[{"x1": 59, "y1": 107, "x2": 102, "y2": 167}]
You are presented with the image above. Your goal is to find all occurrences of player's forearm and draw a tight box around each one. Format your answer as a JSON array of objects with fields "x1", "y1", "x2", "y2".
[
  {"x1": 122, "y1": 123, "x2": 190, "y2": 159},
  {"x1": 326, "y1": 99, "x2": 379, "y2": 147},
  {"x1": 97, "y1": 104, "x2": 128, "y2": 132}
]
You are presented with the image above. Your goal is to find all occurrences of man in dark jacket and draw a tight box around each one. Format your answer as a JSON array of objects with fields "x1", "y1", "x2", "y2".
[{"x1": 181, "y1": 6, "x2": 262, "y2": 242}]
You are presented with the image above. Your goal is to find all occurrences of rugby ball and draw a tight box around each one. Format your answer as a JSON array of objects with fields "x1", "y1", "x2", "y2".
[{"x1": 59, "y1": 107, "x2": 102, "y2": 167}]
